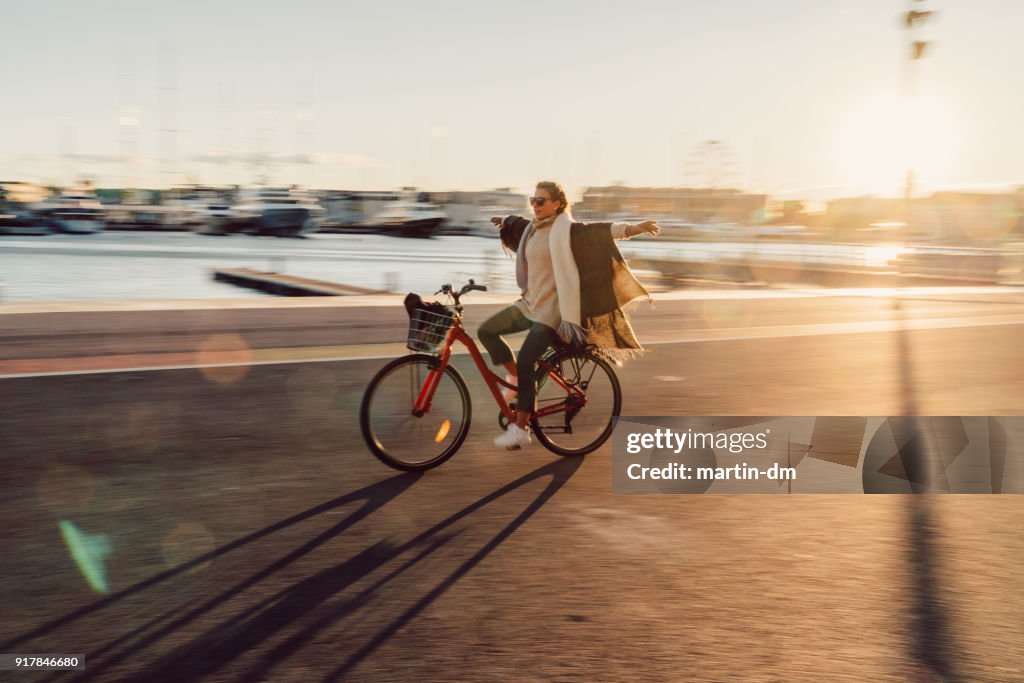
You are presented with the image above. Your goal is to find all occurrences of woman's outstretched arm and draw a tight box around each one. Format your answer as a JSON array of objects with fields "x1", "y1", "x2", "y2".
[{"x1": 610, "y1": 220, "x2": 661, "y2": 240}]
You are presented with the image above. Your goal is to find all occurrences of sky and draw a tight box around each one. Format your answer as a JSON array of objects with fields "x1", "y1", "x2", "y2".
[{"x1": 2, "y1": 0, "x2": 1023, "y2": 201}]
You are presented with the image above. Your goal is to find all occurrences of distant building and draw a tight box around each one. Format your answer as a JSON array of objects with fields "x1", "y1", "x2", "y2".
[
  {"x1": 928, "y1": 191, "x2": 1022, "y2": 240},
  {"x1": 826, "y1": 190, "x2": 1024, "y2": 241},
  {"x1": 825, "y1": 196, "x2": 906, "y2": 234},
  {"x1": 573, "y1": 185, "x2": 767, "y2": 223}
]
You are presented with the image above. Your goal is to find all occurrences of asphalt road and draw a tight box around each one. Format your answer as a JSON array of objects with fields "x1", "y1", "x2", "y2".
[{"x1": 1, "y1": 289, "x2": 1022, "y2": 681}]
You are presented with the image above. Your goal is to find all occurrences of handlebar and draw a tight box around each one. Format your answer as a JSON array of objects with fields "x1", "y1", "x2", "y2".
[{"x1": 434, "y1": 278, "x2": 488, "y2": 305}]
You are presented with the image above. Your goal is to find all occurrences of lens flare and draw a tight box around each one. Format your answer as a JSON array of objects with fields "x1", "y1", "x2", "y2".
[
  {"x1": 162, "y1": 521, "x2": 216, "y2": 572},
  {"x1": 59, "y1": 520, "x2": 112, "y2": 594},
  {"x1": 197, "y1": 333, "x2": 253, "y2": 384}
]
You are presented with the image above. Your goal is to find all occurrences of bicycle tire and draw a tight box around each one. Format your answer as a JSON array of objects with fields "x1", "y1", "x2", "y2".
[
  {"x1": 530, "y1": 348, "x2": 622, "y2": 457},
  {"x1": 360, "y1": 354, "x2": 472, "y2": 471}
]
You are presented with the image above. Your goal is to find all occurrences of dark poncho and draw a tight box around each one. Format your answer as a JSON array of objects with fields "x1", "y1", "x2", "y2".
[{"x1": 500, "y1": 215, "x2": 651, "y2": 362}]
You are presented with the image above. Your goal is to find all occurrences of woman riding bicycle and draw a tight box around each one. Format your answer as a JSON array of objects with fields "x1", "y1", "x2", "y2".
[{"x1": 480, "y1": 180, "x2": 660, "y2": 449}]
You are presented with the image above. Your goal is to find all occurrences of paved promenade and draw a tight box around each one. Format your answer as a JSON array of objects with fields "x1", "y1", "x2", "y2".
[{"x1": 1, "y1": 287, "x2": 1022, "y2": 681}]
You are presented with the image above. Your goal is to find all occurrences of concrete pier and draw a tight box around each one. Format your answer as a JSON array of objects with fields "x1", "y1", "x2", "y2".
[{"x1": 212, "y1": 268, "x2": 389, "y2": 296}]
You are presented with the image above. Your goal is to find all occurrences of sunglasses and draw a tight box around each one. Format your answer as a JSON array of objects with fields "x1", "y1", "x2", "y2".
[{"x1": 529, "y1": 197, "x2": 556, "y2": 207}]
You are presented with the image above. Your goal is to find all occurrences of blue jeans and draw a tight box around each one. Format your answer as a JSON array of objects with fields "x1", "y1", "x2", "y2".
[{"x1": 477, "y1": 305, "x2": 559, "y2": 414}]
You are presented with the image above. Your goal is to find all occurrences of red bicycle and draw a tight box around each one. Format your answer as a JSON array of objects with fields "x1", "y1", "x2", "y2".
[{"x1": 360, "y1": 279, "x2": 622, "y2": 471}]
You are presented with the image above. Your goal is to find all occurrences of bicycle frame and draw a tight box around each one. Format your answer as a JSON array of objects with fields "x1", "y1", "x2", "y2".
[{"x1": 412, "y1": 314, "x2": 586, "y2": 421}]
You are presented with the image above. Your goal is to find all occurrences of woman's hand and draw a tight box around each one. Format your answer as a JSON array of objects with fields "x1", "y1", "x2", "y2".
[
  {"x1": 637, "y1": 220, "x2": 660, "y2": 236},
  {"x1": 490, "y1": 216, "x2": 503, "y2": 228},
  {"x1": 621, "y1": 220, "x2": 661, "y2": 239}
]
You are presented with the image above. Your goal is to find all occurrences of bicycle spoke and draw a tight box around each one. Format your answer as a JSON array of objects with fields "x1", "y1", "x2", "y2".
[
  {"x1": 360, "y1": 356, "x2": 471, "y2": 471},
  {"x1": 531, "y1": 351, "x2": 621, "y2": 456}
]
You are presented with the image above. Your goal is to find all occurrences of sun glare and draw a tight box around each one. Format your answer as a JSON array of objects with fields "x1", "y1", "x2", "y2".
[
  {"x1": 836, "y1": 94, "x2": 957, "y2": 196},
  {"x1": 863, "y1": 244, "x2": 906, "y2": 267}
]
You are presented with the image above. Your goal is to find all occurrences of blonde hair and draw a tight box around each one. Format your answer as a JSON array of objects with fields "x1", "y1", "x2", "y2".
[{"x1": 536, "y1": 180, "x2": 569, "y2": 214}]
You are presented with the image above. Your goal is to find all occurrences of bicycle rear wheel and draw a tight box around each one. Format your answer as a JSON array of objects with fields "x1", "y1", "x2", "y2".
[
  {"x1": 360, "y1": 354, "x2": 472, "y2": 471},
  {"x1": 530, "y1": 349, "x2": 621, "y2": 456}
]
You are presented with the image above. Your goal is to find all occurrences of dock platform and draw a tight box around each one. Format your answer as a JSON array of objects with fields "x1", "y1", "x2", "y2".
[{"x1": 212, "y1": 268, "x2": 388, "y2": 296}]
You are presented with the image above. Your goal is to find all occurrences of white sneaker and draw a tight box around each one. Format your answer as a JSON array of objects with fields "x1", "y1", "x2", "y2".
[{"x1": 494, "y1": 424, "x2": 531, "y2": 450}]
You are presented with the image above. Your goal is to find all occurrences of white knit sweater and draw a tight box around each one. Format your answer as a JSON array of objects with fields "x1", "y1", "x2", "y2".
[{"x1": 514, "y1": 220, "x2": 638, "y2": 330}]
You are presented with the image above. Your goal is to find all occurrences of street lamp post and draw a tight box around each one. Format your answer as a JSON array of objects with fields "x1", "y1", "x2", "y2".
[{"x1": 902, "y1": 0, "x2": 935, "y2": 233}]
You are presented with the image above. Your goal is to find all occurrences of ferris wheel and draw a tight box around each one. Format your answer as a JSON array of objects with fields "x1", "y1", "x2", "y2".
[{"x1": 682, "y1": 139, "x2": 742, "y2": 189}]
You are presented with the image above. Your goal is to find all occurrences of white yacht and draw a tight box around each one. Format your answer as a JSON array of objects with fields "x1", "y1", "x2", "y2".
[
  {"x1": 195, "y1": 200, "x2": 247, "y2": 235},
  {"x1": 164, "y1": 187, "x2": 247, "y2": 235},
  {"x1": 440, "y1": 189, "x2": 530, "y2": 237},
  {"x1": 319, "y1": 190, "x2": 403, "y2": 233},
  {"x1": 36, "y1": 191, "x2": 106, "y2": 234},
  {"x1": 231, "y1": 186, "x2": 327, "y2": 237},
  {"x1": 361, "y1": 197, "x2": 447, "y2": 238},
  {"x1": 156, "y1": 185, "x2": 230, "y2": 232}
]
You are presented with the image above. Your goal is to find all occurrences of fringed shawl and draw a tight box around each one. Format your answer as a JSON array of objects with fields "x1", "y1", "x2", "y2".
[{"x1": 500, "y1": 215, "x2": 651, "y2": 363}]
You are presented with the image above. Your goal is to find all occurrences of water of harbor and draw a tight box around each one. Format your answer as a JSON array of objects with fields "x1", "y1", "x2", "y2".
[
  {"x1": 0, "y1": 232, "x2": 520, "y2": 301},
  {"x1": 1, "y1": 231, "x2": 1014, "y2": 302}
]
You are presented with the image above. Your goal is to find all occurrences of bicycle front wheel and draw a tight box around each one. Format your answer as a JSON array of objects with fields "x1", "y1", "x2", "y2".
[
  {"x1": 531, "y1": 349, "x2": 621, "y2": 456},
  {"x1": 360, "y1": 354, "x2": 472, "y2": 471}
]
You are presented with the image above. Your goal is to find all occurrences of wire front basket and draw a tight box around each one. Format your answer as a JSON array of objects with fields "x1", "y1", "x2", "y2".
[{"x1": 406, "y1": 306, "x2": 456, "y2": 353}]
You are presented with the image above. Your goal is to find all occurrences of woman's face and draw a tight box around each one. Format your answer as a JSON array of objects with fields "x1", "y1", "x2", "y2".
[{"x1": 530, "y1": 188, "x2": 560, "y2": 220}]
